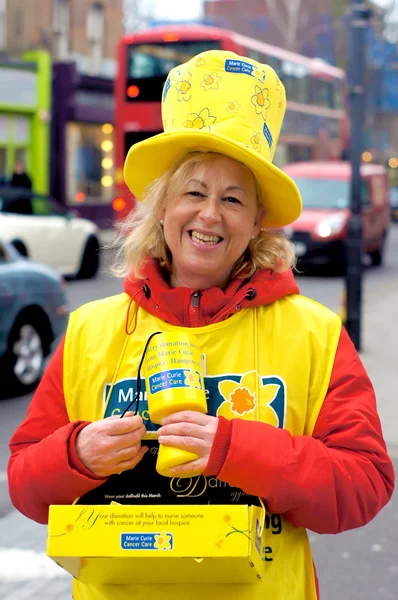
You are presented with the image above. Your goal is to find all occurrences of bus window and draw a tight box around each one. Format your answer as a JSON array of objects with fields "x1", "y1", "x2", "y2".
[
  {"x1": 246, "y1": 49, "x2": 262, "y2": 62},
  {"x1": 126, "y1": 41, "x2": 220, "y2": 102},
  {"x1": 281, "y1": 61, "x2": 309, "y2": 104},
  {"x1": 267, "y1": 55, "x2": 282, "y2": 75},
  {"x1": 333, "y1": 81, "x2": 343, "y2": 110},
  {"x1": 309, "y1": 77, "x2": 329, "y2": 108},
  {"x1": 125, "y1": 130, "x2": 162, "y2": 160}
]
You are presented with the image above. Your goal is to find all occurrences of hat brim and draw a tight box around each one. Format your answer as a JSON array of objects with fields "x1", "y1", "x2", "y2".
[{"x1": 124, "y1": 129, "x2": 302, "y2": 228}]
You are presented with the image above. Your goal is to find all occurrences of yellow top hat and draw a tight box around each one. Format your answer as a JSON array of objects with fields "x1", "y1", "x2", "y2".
[{"x1": 124, "y1": 50, "x2": 302, "y2": 228}]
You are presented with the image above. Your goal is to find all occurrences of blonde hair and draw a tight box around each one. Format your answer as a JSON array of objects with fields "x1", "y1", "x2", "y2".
[{"x1": 110, "y1": 151, "x2": 296, "y2": 280}]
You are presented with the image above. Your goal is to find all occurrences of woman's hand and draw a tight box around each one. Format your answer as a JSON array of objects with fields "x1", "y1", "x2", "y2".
[
  {"x1": 157, "y1": 411, "x2": 219, "y2": 476},
  {"x1": 75, "y1": 413, "x2": 147, "y2": 478}
]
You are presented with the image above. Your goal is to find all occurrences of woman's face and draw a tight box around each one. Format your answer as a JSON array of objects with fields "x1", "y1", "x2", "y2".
[{"x1": 160, "y1": 155, "x2": 264, "y2": 289}]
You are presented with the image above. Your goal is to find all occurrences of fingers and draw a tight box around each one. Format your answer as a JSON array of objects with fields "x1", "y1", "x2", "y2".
[
  {"x1": 167, "y1": 457, "x2": 206, "y2": 478},
  {"x1": 161, "y1": 411, "x2": 210, "y2": 426},
  {"x1": 107, "y1": 414, "x2": 145, "y2": 435},
  {"x1": 114, "y1": 424, "x2": 147, "y2": 451},
  {"x1": 157, "y1": 421, "x2": 204, "y2": 440},
  {"x1": 157, "y1": 433, "x2": 207, "y2": 456},
  {"x1": 113, "y1": 445, "x2": 148, "y2": 474}
]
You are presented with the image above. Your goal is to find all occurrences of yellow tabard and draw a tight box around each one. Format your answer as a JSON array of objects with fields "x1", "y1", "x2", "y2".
[{"x1": 63, "y1": 292, "x2": 341, "y2": 600}]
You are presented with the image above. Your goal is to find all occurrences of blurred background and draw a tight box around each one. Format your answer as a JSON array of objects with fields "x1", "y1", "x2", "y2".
[{"x1": 0, "y1": 1, "x2": 397, "y2": 599}]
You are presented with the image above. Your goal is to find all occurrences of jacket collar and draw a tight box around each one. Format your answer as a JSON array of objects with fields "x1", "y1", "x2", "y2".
[{"x1": 123, "y1": 259, "x2": 299, "y2": 328}]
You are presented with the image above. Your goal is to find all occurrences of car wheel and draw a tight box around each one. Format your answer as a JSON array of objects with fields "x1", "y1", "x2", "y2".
[
  {"x1": 370, "y1": 248, "x2": 383, "y2": 266},
  {"x1": 0, "y1": 317, "x2": 45, "y2": 399},
  {"x1": 369, "y1": 231, "x2": 387, "y2": 267},
  {"x1": 76, "y1": 236, "x2": 100, "y2": 279},
  {"x1": 11, "y1": 239, "x2": 28, "y2": 257}
]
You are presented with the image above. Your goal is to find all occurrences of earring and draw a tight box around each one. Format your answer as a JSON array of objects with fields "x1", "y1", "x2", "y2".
[
  {"x1": 160, "y1": 220, "x2": 164, "y2": 226},
  {"x1": 251, "y1": 235, "x2": 255, "y2": 240}
]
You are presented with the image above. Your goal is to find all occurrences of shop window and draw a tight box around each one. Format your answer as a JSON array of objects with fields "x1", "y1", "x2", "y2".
[
  {"x1": 0, "y1": 0, "x2": 6, "y2": 50},
  {"x1": 0, "y1": 115, "x2": 8, "y2": 143},
  {"x1": 53, "y1": 0, "x2": 70, "y2": 60},
  {"x1": 14, "y1": 117, "x2": 29, "y2": 144},
  {"x1": 87, "y1": 2, "x2": 104, "y2": 74},
  {"x1": 66, "y1": 122, "x2": 115, "y2": 206},
  {"x1": 15, "y1": 147, "x2": 27, "y2": 166},
  {"x1": 0, "y1": 148, "x2": 6, "y2": 183}
]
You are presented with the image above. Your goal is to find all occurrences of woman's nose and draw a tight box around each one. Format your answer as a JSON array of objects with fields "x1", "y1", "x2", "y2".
[{"x1": 198, "y1": 198, "x2": 222, "y2": 223}]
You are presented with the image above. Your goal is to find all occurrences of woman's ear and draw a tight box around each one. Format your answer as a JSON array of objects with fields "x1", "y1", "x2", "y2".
[
  {"x1": 253, "y1": 206, "x2": 266, "y2": 237},
  {"x1": 156, "y1": 205, "x2": 166, "y2": 222}
]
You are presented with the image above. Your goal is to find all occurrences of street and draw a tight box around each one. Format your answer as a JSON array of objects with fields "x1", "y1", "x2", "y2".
[{"x1": 0, "y1": 225, "x2": 397, "y2": 599}]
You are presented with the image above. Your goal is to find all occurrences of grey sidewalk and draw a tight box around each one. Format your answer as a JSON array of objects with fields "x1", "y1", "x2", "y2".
[{"x1": 0, "y1": 510, "x2": 72, "y2": 600}]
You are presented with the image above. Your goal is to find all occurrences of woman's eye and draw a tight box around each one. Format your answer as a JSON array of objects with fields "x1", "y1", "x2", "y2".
[
  {"x1": 187, "y1": 190, "x2": 204, "y2": 197},
  {"x1": 224, "y1": 196, "x2": 242, "y2": 205}
]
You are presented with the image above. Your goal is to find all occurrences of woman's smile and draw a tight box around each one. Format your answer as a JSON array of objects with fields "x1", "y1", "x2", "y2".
[{"x1": 187, "y1": 228, "x2": 224, "y2": 248}]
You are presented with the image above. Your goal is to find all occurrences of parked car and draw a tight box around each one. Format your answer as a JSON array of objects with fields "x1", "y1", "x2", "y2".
[
  {"x1": 0, "y1": 241, "x2": 68, "y2": 398},
  {"x1": 282, "y1": 162, "x2": 390, "y2": 271},
  {"x1": 389, "y1": 186, "x2": 398, "y2": 222},
  {"x1": 0, "y1": 188, "x2": 100, "y2": 279}
]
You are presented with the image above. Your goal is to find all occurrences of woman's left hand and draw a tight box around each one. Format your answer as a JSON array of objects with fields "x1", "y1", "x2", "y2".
[{"x1": 157, "y1": 411, "x2": 219, "y2": 476}]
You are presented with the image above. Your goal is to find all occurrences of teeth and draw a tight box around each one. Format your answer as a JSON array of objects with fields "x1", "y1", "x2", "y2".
[{"x1": 191, "y1": 231, "x2": 221, "y2": 244}]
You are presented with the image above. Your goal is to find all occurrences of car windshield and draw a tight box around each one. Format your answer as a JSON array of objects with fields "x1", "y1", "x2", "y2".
[
  {"x1": 0, "y1": 188, "x2": 67, "y2": 216},
  {"x1": 291, "y1": 177, "x2": 350, "y2": 209}
]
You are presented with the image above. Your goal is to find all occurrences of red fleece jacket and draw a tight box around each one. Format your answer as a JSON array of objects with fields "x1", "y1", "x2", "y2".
[{"x1": 8, "y1": 261, "x2": 394, "y2": 544}]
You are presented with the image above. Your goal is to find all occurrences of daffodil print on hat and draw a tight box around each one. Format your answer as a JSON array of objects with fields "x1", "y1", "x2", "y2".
[
  {"x1": 250, "y1": 131, "x2": 262, "y2": 152},
  {"x1": 251, "y1": 85, "x2": 271, "y2": 121},
  {"x1": 201, "y1": 72, "x2": 222, "y2": 91},
  {"x1": 175, "y1": 73, "x2": 192, "y2": 102},
  {"x1": 226, "y1": 100, "x2": 240, "y2": 114},
  {"x1": 184, "y1": 107, "x2": 217, "y2": 130},
  {"x1": 124, "y1": 49, "x2": 302, "y2": 228},
  {"x1": 253, "y1": 67, "x2": 267, "y2": 83},
  {"x1": 196, "y1": 55, "x2": 206, "y2": 67}
]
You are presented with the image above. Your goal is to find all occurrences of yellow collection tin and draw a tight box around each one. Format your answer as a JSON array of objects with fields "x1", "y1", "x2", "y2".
[{"x1": 144, "y1": 332, "x2": 207, "y2": 477}]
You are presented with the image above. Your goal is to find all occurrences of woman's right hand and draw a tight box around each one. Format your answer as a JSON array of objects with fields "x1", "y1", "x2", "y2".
[{"x1": 75, "y1": 413, "x2": 147, "y2": 478}]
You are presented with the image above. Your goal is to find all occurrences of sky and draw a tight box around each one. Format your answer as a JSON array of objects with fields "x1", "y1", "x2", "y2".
[
  {"x1": 126, "y1": 0, "x2": 398, "y2": 28},
  {"x1": 150, "y1": 0, "x2": 203, "y2": 21}
]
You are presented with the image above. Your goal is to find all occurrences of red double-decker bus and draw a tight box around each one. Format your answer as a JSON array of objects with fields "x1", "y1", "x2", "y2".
[{"x1": 113, "y1": 24, "x2": 349, "y2": 219}]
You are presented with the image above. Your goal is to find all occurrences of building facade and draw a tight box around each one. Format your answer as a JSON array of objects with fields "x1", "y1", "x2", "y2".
[
  {"x1": 4, "y1": 0, "x2": 124, "y2": 76},
  {"x1": 0, "y1": 50, "x2": 51, "y2": 193},
  {"x1": 1, "y1": 0, "x2": 124, "y2": 224},
  {"x1": 51, "y1": 62, "x2": 115, "y2": 227}
]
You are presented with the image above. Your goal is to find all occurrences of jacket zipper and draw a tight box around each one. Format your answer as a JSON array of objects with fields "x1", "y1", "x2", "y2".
[{"x1": 190, "y1": 290, "x2": 202, "y2": 326}]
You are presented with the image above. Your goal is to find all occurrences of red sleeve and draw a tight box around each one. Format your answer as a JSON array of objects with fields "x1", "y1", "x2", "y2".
[
  {"x1": 206, "y1": 327, "x2": 395, "y2": 534},
  {"x1": 7, "y1": 336, "x2": 107, "y2": 525}
]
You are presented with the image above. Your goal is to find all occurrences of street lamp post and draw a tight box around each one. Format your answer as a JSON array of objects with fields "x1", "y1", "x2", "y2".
[{"x1": 345, "y1": 2, "x2": 371, "y2": 351}]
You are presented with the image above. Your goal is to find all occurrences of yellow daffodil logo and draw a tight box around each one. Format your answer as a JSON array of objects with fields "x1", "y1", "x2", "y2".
[
  {"x1": 226, "y1": 100, "x2": 241, "y2": 114},
  {"x1": 154, "y1": 531, "x2": 172, "y2": 550},
  {"x1": 176, "y1": 74, "x2": 192, "y2": 102},
  {"x1": 196, "y1": 56, "x2": 206, "y2": 67},
  {"x1": 251, "y1": 86, "x2": 271, "y2": 121},
  {"x1": 184, "y1": 108, "x2": 217, "y2": 129},
  {"x1": 250, "y1": 132, "x2": 262, "y2": 152},
  {"x1": 217, "y1": 371, "x2": 279, "y2": 426},
  {"x1": 184, "y1": 370, "x2": 201, "y2": 389},
  {"x1": 253, "y1": 68, "x2": 266, "y2": 83},
  {"x1": 201, "y1": 72, "x2": 222, "y2": 91}
]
